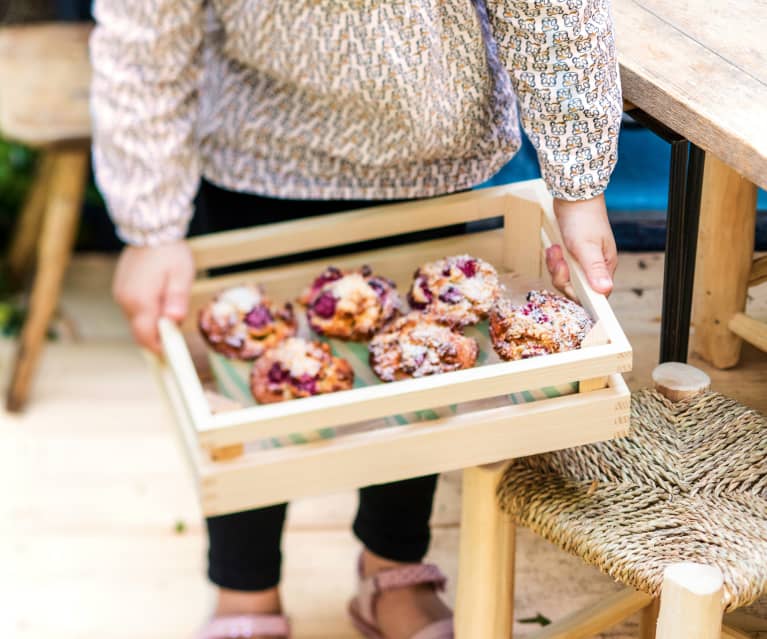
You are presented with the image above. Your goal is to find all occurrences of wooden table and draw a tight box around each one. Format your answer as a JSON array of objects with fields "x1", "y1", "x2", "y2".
[{"x1": 614, "y1": 0, "x2": 767, "y2": 368}]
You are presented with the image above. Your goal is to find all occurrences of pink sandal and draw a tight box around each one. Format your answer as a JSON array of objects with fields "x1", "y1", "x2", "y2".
[
  {"x1": 348, "y1": 557, "x2": 454, "y2": 639},
  {"x1": 198, "y1": 613, "x2": 290, "y2": 638}
]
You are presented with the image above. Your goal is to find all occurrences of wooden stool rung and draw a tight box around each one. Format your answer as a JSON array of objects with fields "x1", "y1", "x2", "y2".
[
  {"x1": 749, "y1": 255, "x2": 767, "y2": 288},
  {"x1": 728, "y1": 313, "x2": 767, "y2": 353},
  {"x1": 527, "y1": 588, "x2": 651, "y2": 639}
]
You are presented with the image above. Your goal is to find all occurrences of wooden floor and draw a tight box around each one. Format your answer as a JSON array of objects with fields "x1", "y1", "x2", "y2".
[{"x1": 2, "y1": 252, "x2": 766, "y2": 639}]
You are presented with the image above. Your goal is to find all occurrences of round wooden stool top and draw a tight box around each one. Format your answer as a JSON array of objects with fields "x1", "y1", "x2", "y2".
[
  {"x1": 0, "y1": 22, "x2": 92, "y2": 145},
  {"x1": 652, "y1": 362, "x2": 711, "y2": 401}
]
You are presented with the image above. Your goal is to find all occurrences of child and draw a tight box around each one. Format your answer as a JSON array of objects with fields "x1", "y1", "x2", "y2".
[{"x1": 91, "y1": 1, "x2": 620, "y2": 637}]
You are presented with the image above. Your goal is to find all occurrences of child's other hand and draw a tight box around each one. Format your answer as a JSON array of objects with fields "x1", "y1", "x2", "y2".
[
  {"x1": 112, "y1": 241, "x2": 195, "y2": 354},
  {"x1": 547, "y1": 194, "x2": 617, "y2": 298}
]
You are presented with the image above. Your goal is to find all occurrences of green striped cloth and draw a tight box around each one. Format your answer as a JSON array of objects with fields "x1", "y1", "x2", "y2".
[{"x1": 208, "y1": 322, "x2": 577, "y2": 450}]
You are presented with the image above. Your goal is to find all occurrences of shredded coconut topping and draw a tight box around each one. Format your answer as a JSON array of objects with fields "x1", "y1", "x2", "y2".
[
  {"x1": 303, "y1": 266, "x2": 402, "y2": 340},
  {"x1": 408, "y1": 254, "x2": 500, "y2": 325},
  {"x1": 490, "y1": 290, "x2": 594, "y2": 360},
  {"x1": 210, "y1": 301, "x2": 238, "y2": 323},
  {"x1": 457, "y1": 275, "x2": 487, "y2": 302},
  {"x1": 200, "y1": 284, "x2": 297, "y2": 360},
  {"x1": 271, "y1": 338, "x2": 323, "y2": 378},
  {"x1": 330, "y1": 273, "x2": 375, "y2": 301},
  {"x1": 370, "y1": 313, "x2": 478, "y2": 381},
  {"x1": 218, "y1": 285, "x2": 262, "y2": 312}
]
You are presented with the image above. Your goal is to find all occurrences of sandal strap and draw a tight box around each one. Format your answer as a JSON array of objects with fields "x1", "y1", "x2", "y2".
[
  {"x1": 357, "y1": 560, "x2": 448, "y2": 625},
  {"x1": 199, "y1": 613, "x2": 290, "y2": 639},
  {"x1": 410, "y1": 618, "x2": 455, "y2": 639},
  {"x1": 374, "y1": 563, "x2": 447, "y2": 593}
]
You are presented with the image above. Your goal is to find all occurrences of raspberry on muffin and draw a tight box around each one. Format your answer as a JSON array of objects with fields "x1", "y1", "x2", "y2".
[
  {"x1": 250, "y1": 338, "x2": 354, "y2": 403},
  {"x1": 199, "y1": 285, "x2": 297, "y2": 360},
  {"x1": 407, "y1": 255, "x2": 500, "y2": 326},
  {"x1": 300, "y1": 265, "x2": 402, "y2": 340},
  {"x1": 489, "y1": 290, "x2": 594, "y2": 361},
  {"x1": 369, "y1": 313, "x2": 479, "y2": 382}
]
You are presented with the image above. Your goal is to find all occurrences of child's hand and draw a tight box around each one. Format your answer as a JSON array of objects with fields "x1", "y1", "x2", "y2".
[
  {"x1": 112, "y1": 241, "x2": 195, "y2": 354},
  {"x1": 546, "y1": 194, "x2": 617, "y2": 298}
]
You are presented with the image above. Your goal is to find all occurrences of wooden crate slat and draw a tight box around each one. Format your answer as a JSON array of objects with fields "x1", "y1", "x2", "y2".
[
  {"x1": 147, "y1": 352, "x2": 203, "y2": 485},
  {"x1": 187, "y1": 184, "x2": 532, "y2": 271},
  {"x1": 537, "y1": 184, "x2": 631, "y2": 359},
  {"x1": 186, "y1": 229, "x2": 507, "y2": 327},
  {"x1": 199, "y1": 342, "x2": 627, "y2": 447},
  {"x1": 196, "y1": 375, "x2": 630, "y2": 516},
  {"x1": 158, "y1": 318, "x2": 212, "y2": 430},
  {"x1": 503, "y1": 192, "x2": 543, "y2": 277}
]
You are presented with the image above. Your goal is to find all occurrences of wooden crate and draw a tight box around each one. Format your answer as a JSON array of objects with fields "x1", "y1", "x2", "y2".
[{"x1": 152, "y1": 180, "x2": 632, "y2": 517}]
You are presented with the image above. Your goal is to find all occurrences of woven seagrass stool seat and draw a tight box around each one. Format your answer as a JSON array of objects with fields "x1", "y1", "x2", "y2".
[
  {"x1": 499, "y1": 386, "x2": 767, "y2": 612},
  {"x1": 493, "y1": 363, "x2": 767, "y2": 639}
]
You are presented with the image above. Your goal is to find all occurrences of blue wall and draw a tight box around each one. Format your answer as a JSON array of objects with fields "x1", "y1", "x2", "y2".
[{"x1": 483, "y1": 122, "x2": 767, "y2": 212}]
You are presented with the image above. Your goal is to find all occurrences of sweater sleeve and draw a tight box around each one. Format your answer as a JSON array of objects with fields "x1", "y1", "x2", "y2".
[
  {"x1": 90, "y1": 0, "x2": 204, "y2": 246},
  {"x1": 485, "y1": 0, "x2": 622, "y2": 201}
]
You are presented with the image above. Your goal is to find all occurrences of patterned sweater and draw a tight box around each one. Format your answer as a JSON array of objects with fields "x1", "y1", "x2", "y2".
[{"x1": 90, "y1": 0, "x2": 622, "y2": 246}]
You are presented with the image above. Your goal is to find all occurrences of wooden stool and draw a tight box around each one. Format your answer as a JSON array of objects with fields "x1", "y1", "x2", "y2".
[
  {"x1": 0, "y1": 23, "x2": 92, "y2": 411},
  {"x1": 466, "y1": 363, "x2": 767, "y2": 639}
]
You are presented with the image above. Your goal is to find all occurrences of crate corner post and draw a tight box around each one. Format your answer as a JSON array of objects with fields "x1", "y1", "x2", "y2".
[
  {"x1": 503, "y1": 191, "x2": 543, "y2": 279},
  {"x1": 578, "y1": 321, "x2": 611, "y2": 393}
]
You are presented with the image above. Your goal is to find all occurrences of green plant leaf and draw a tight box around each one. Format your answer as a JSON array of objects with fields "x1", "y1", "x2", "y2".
[
  {"x1": 0, "y1": 300, "x2": 26, "y2": 337},
  {"x1": 518, "y1": 613, "x2": 552, "y2": 626}
]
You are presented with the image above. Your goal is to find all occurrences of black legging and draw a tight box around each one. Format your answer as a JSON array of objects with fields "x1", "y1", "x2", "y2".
[{"x1": 195, "y1": 179, "x2": 441, "y2": 592}]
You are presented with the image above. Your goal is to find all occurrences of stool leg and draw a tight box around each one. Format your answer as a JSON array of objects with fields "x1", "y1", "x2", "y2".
[
  {"x1": 656, "y1": 563, "x2": 723, "y2": 639},
  {"x1": 692, "y1": 154, "x2": 758, "y2": 369},
  {"x1": 639, "y1": 598, "x2": 660, "y2": 639},
  {"x1": 7, "y1": 151, "x2": 54, "y2": 282},
  {"x1": 722, "y1": 624, "x2": 755, "y2": 639},
  {"x1": 5, "y1": 146, "x2": 88, "y2": 412},
  {"x1": 455, "y1": 463, "x2": 515, "y2": 639}
]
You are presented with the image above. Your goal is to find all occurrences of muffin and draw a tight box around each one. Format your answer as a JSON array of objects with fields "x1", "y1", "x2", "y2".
[
  {"x1": 199, "y1": 285, "x2": 297, "y2": 360},
  {"x1": 489, "y1": 290, "x2": 594, "y2": 361},
  {"x1": 369, "y1": 313, "x2": 479, "y2": 382},
  {"x1": 301, "y1": 265, "x2": 402, "y2": 340},
  {"x1": 250, "y1": 337, "x2": 354, "y2": 403},
  {"x1": 407, "y1": 254, "x2": 500, "y2": 326}
]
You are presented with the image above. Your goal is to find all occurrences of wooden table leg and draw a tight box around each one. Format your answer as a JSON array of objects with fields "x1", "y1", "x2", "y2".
[
  {"x1": 5, "y1": 145, "x2": 88, "y2": 412},
  {"x1": 692, "y1": 154, "x2": 758, "y2": 369},
  {"x1": 455, "y1": 463, "x2": 515, "y2": 639},
  {"x1": 7, "y1": 151, "x2": 54, "y2": 282}
]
